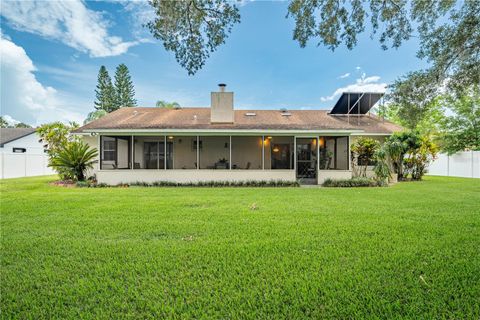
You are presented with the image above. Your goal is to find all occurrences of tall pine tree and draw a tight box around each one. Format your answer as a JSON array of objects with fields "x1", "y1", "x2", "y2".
[
  {"x1": 114, "y1": 64, "x2": 137, "y2": 109},
  {"x1": 94, "y1": 66, "x2": 116, "y2": 112}
]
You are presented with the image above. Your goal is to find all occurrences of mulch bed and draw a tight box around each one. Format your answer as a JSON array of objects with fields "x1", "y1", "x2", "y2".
[{"x1": 49, "y1": 180, "x2": 76, "y2": 188}]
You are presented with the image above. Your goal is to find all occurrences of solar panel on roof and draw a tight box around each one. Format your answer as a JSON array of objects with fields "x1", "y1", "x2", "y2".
[{"x1": 330, "y1": 92, "x2": 383, "y2": 115}]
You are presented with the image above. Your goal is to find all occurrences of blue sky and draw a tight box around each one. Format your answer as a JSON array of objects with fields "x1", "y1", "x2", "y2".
[{"x1": 0, "y1": 0, "x2": 427, "y2": 126}]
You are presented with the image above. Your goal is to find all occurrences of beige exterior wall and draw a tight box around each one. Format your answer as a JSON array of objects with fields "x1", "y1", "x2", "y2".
[
  {"x1": 317, "y1": 170, "x2": 352, "y2": 184},
  {"x1": 199, "y1": 136, "x2": 230, "y2": 169},
  {"x1": 97, "y1": 169, "x2": 295, "y2": 185},
  {"x1": 171, "y1": 136, "x2": 196, "y2": 169},
  {"x1": 231, "y1": 136, "x2": 262, "y2": 169}
]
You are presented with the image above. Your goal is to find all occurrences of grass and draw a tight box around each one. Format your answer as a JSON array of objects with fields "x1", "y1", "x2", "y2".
[{"x1": 1, "y1": 176, "x2": 479, "y2": 319}]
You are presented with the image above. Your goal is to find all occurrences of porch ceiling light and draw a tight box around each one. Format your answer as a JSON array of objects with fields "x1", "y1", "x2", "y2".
[
  {"x1": 319, "y1": 137, "x2": 325, "y2": 147},
  {"x1": 168, "y1": 136, "x2": 174, "y2": 140},
  {"x1": 273, "y1": 146, "x2": 279, "y2": 153}
]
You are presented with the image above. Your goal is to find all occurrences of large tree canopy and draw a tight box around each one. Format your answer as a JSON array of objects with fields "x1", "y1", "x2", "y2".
[
  {"x1": 440, "y1": 86, "x2": 480, "y2": 154},
  {"x1": 147, "y1": 0, "x2": 479, "y2": 87},
  {"x1": 386, "y1": 71, "x2": 443, "y2": 131},
  {"x1": 147, "y1": 0, "x2": 240, "y2": 75}
]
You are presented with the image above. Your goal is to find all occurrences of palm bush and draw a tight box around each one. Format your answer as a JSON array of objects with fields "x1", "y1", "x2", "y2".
[
  {"x1": 49, "y1": 141, "x2": 98, "y2": 181},
  {"x1": 384, "y1": 131, "x2": 421, "y2": 180},
  {"x1": 373, "y1": 147, "x2": 391, "y2": 183}
]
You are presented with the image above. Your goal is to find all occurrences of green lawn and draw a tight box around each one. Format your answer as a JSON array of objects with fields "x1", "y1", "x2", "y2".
[{"x1": 1, "y1": 176, "x2": 479, "y2": 319}]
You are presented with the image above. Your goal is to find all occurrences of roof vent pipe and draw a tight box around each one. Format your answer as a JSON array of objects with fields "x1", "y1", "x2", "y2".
[{"x1": 218, "y1": 83, "x2": 226, "y2": 92}]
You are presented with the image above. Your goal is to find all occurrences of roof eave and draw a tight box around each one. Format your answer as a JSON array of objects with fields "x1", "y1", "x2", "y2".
[{"x1": 74, "y1": 128, "x2": 366, "y2": 136}]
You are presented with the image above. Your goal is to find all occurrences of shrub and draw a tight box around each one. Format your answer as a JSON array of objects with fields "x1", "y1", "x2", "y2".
[
  {"x1": 49, "y1": 140, "x2": 98, "y2": 181},
  {"x1": 117, "y1": 180, "x2": 299, "y2": 188},
  {"x1": 75, "y1": 181, "x2": 90, "y2": 188},
  {"x1": 322, "y1": 177, "x2": 385, "y2": 187},
  {"x1": 404, "y1": 135, "x2": 438, "y2": 180},
  {"x1": 384, "y1": 131, "x2": 421, "y2": 181},
  {"x1": 351, "y1": 137, "x2": 380, "y2": 177},
  {"x1": 373, "y1": 147, "x2": 392, "y2": 183},
  {"x1": 37, "y1": 121, "x2": 80, "y2": 180}
]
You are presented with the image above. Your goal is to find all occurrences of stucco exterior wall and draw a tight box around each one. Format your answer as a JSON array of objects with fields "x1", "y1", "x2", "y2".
[
  {"x1": 317, "y1": 170, "x2": 352, "y2": 184},
  {"x1": 231, "y1": 136, "x2": 262, "y2": 169}
]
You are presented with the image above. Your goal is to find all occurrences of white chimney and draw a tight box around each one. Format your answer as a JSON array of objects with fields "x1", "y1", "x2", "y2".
[{"x1": 211, "y1": 84, "x2": 234, "y2": 123}]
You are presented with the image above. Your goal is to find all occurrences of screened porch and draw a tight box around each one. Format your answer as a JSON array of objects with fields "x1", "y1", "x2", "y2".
[{"x1": 98, "y1": 135, "x2": 350, "y2": 174}]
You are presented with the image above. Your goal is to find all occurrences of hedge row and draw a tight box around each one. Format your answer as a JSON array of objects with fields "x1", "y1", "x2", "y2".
[
  {"x1": 322, "y1": 177, "x2": 386, "y2": 187},
  {"x1": 76, "y1": 180, "x2": 300, "y2": 188}
]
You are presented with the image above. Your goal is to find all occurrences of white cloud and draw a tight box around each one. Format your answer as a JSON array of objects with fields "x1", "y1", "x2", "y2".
[
  {"x1": 0, "y1": 0, "x2": 143, "y2": 57},
  {"x1": 0, "y1": 35, "x2": 84, "y2": 125},
  {"x1": 321, "y1": 73, "x2": 387, "y2": 102},
  {"x1": 119, "y1": 1, "x2": 156, "y2": 38},
  {"x1": 2, "y1": 115, "x2": 20, "y2": 126},
  {"x1": 338, "y1": 73, "x2": 350, "y2": 79}
]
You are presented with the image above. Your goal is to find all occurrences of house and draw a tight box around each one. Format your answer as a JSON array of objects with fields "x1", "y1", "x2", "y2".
[
  {"x1": 0, "y1": 128, "x2": 54, "y2": 179},
  {"x1": 75, "y1": 84, "x2": 401, "y2": 185}
]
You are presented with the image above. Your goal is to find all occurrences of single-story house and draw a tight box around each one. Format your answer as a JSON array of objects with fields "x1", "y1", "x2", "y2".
[
  {"x1": 75, "y1": 84, "x2": 401, "y2": 185},
  {"x1": 0, "y1": 128, "x2": 54, "y2": 179}
]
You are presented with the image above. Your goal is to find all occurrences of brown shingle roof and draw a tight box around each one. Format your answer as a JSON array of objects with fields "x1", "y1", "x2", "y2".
[{"x1": 75, "y1": 107, "x2": 402, "y2": 134}]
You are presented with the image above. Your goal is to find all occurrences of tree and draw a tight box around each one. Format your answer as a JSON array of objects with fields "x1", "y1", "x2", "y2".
[
  {"x1": 288, "y1": 0, "x2": 479, "y2": 95},
  {"x1": 146, "y1": 0, "x2": 479, "y2": 92},
  {"x1": 440, "y1": 87, "x2": 480, "y2": 154},
  {"x1": 94, "y1": 66, "x2": 116, "y2": 112},
  {"x1": 156, "y1": 100, "x2": 180, "y2": 109},
  {"x1": 37, "y1": 122, "x2": 80, "y2": 179},
  {"x1": 84, "y1": 109, "x2": 108, "y2": 125},
  {"x1": 403, "y1": 135, "x2": 438, "y2": 180},
  {"x1": 14, "y1": 122, "x2": 32, "y2": 128},
  {"x1": 49, "y1": 140, "x2": 98, "y2": 181},
  {"x1": 384, "y1": 131, "x2": 421, "y2": 181},
  {"x1": 114, "y1": 64, "x2": 137, "y2": 109},
  {"x1": 147, "y1": 0, "x2": 240, "y2": 75},
  {"x1": 1, "y1": 116, "x2": 9, "y2": 128},
  {"x1": 0, "y1": 116, "x2": 32, "y2": 128},
  {"x1": 386, "y1": 71, "x2": 445, "y2": 132}
]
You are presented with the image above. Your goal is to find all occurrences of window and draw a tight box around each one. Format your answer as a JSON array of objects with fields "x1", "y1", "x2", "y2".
[
  {"x1": 102, "y1": 138, "x2": 116, "y2": 161},
  {"x1": 100, "y1": 136, "x2": 131, "y2": 170},
  {"x1": 133, "y1": 137, "x2": 165, "y2": 169}
]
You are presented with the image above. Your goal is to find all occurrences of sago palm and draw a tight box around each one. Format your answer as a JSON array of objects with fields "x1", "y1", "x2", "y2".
[{"x1": 49, "y1": 141, "x2": 98, "y2": 181}]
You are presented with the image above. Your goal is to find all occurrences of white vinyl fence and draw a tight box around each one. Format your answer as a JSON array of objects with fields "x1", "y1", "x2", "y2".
[
  {"x1": 0, "y1": 153, "x2": 55, "y2": 179},
  {"x1": 428, "y1": 151, "x2": 479, "y2": 178}
]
